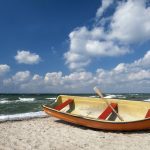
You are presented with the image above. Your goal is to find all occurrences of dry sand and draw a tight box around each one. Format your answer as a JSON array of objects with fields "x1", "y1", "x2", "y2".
[{"x1": 0, "y1": 116, "x2": 150, "y2": 150}]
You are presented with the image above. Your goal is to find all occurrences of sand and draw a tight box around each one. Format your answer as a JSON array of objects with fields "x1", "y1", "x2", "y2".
[{"x1": 0, "y1": 116, "x2": 150, "y2": 150}]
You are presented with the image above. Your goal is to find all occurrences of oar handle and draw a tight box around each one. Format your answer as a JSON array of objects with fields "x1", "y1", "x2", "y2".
[
  {"x1": 93, "y1": 87, "x2": 124, "y2": 121},
  {"x1": 107, "y1": 103, "x2": 124, "y2": 121}
]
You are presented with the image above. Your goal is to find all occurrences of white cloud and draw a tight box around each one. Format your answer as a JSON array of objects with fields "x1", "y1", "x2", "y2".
[
  {"x1": 64, "y1": 0, "x2": 150, "y2": 71},
  {"x1": 15, "y1": 50, "x2": 41, "y2": 64},
  {"x1": 3, "y1": 78, "x2": 12, "y2": 86},
  {"x1": 64, "y1": 52, "x2": 90, "y2": 70},
  {"x1": 32, "y1": 74, "x2": 42, "y2": 81},
  {"x1": 2, "y1": 51, "x2": 150, "y2": 93},
  {"x1": 94, "y1": 50, "x2": 150, "y2": 92},
  {"x1": 132, "y1": 50, "x2": 150, "y2": 68},
  {"x1": 12, "y1": 71, "x2": 30, "y2": 83},
  {"x1": 2, "y1": 71, "x2": 31, "y2": 92},
  {"x1": 0, "y1": 64, "x2": 10, "y2": 75},
  {"x1": 85, "y1": 40, "x2": 129, "y2": 56},
  {"x1": 64, "y1": 26, "x2": 129, "y2": 70},
  {"x1": 2, "y1": 70, "x2": 95, "y2": 93},
  {"x1": 65, "y1": 71, "x2": 93, "y2": 81},
  {"x1": 96, "y1": 0, "x2": 114, "y2": 18},
  {"x1": 43, "y1": 71, "x2": 94, "y2": 91},
  {"x1": 44, "y1": 72, "x2": 63, "y2": 86},
  {"x1": 109, "y1": 0, "x2": 150, "y2": 43},
  {"x1": 113, "y1": 63, "x2": 127, "y2": 73},
  {"x1": 128, "y1": 70, "x2": 150, "y2": 81}
]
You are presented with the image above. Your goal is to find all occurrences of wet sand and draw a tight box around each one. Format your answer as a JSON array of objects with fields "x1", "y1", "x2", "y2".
[{"x1": 0, "y1": 117, "x2": 150, "y2": 150}]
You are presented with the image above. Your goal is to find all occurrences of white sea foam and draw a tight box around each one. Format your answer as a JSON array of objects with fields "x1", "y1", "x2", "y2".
[
  {"x1": 89, "y1": 96, "x2": 98, "y2": 98},
  {"x1": 0, "y1": 98, "x2": 13, "y2": 104},
  {"x1": 0, "y1": 111, "x2": 48, "y2": 122},
  {"x1": 45, "y1": 97, "x2": 56, "y2": 100},
  {"x1": 104, "y1": 94, "x2": 126, "y2": 99},
  {"x1": 130, "y1": 93, "x2": 139, "y2": 96},
  {"x1": 18, "y1": 97, "x2": 35, "y2": 102},
  {"x1": 144, "y1": 99, "x2": 150, "y2": 102},
  {"x1": 89, "y1": 94, "x2": 126, "y2": 99},
  {"x1": 104, "y1": 95, "x2": 117, "y2": 99},
  {"x1": 0, "y1": 97, "x2": 36, "y2": 104},
  {"x1": 0, "y1": 100, "x2": 11, "y2": 104}
]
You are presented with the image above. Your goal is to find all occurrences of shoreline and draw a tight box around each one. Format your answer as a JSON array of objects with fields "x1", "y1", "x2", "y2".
[
  {"x1": 0, "y1": 117, "x2": 150, "y2": 150},
  {"x1": 0, "y1": 111, "x2": 48, "y2": 122}
]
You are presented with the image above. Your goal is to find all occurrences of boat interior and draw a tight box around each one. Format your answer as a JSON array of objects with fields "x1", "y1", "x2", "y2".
[{"x1": 46, "y1": 95, "x2": 150, "y2": 122}]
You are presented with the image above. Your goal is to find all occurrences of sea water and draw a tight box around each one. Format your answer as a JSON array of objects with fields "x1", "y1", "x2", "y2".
[{"x1": 0, "y1": 93, "x2": 150, "y2": 121}]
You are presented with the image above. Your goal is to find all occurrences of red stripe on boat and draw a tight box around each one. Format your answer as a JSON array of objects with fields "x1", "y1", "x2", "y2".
[
  {"x1": 55, "y1": 99, "x2": 74, "y2": 110},
  {"x1": 145, "y1": 109, "x2": 150, "y2": 118},
  {"x1": 98, "y1": 103, "x2": 118, "y2": 120}
]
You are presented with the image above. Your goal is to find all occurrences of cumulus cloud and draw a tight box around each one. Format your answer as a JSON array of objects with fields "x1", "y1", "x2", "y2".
[
  {"x1": 113, "y1": 63, "x2": 127, "y2": 73},
  {"x1": 64, "y1": 0, "x2": 150, "y2": 71},
  {"x1": 132, "y1": 50, "x2": 150, "y2": 68},
  {"x1": 0, "y1": 64, "x2": 10, "y2": 75},
  {"x1": 15, "y1": 50, "x2": 41, "y2": 64},
  {"x1": 64, "y1": 26, "x2": 129, "y2": 70},
  {"x1": 2, "y1": 71, "x2": 31, "y2": 92},
  {"x1": 2, "y1": 70, "x2": 94, "y2": 93},
  {"x1": 89, "y1": 56, "x2": 149, "y2": 92},
  {"x1": 32, "y1": 74, "x2": 42, "y2": 81},
  {"x1": 96, "y1": 0, "x2": 114, "y2": 18},
  {"x1": 85, "y1": 40, "x2": 129, "y2": 56},
  {"x1": 128, "y1": 70, "x2": 150, "y2": 81},
  {"x1": 2, "y1": 50, "x2": 150, "y2": 93},
  {"x1": 12, "y1": 71, "x2": 31, "y2": 83},
  {"x1": 109, "y1": 0, "x2": 150, "y2": 43},
  {"x1": 44, "y1": 72, "x2": 63, "y2": 86}
]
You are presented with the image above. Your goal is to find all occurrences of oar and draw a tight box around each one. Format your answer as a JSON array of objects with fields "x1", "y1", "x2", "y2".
[{"x1": 93, "y1": 87, "x2": 124, "y2": 121}]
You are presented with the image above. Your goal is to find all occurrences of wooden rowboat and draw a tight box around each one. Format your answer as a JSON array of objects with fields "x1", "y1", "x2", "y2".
[{"x1": 43, "y1": 95, "x2": 150, "y2": 131}]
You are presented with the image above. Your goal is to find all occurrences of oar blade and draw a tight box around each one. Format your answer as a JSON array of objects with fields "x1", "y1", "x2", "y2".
[{"x1": 93, "y1": 86, "x2": 104, "y2": 98}]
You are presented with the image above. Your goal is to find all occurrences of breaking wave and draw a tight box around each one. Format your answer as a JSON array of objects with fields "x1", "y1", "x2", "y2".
[
  {"x1": 0, "y1": 99, "x2": 11, "y2": 104},
  {"x1": 104, "y1": 94, "x2": 126, "y2": 99},
  {"x1": 0, "y1": 97, "x2": 36, "y2": 104},
  {"x1": 18, "y1": 97, "x2": 35, "y2": 102},
  {"x1": 45, "y1": 97, "x2": 56, "y2": 100},
  {"x1": 0, "y1": 111, "x2": 48, "y2": 122},
  {"x1": 144, "y1": 99, "x2": 150, "y2": 102}
]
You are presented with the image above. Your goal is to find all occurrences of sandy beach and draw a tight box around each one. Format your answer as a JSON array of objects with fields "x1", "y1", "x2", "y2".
[{"x1": 0, "y1": 116, "x2": 150, "y2": 150}]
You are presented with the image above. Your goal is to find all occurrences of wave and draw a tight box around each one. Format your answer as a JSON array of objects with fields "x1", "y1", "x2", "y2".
[
  {"x1": 144, "y1": 99, "x2": 150, "y2": 102},
  {"x1": 18, "y1": 97, "x2": 35, "y2": 102},
  {"x1": 89, "y1": 96, "x2": 96, "y2": 98},
  {"x1": 0, "y1": 100, "x2": 11, "y2": 104},
  {"x1": 0, "y1": 97, "x2": 36, "y2": 104},
  {"x1": 104, "y1": 94, "x2": 117, "y2": 99},
  {"x1": 0, "y1": 111, "x2": 48, "y2": 122},
  {"x1": 88, "y1": 94, "x2": 126, "y2": 99},
  {"x1": 104, "y1": 94, "x2": 126, "y2": 99},
  {"x1": 130, "y1": 93, "x2": 139, "y2": 96},
  {"x1": 0, "y1": 98, "x2": 14, "y2": 104},
  {"x1": 45, "y1": 97, "x2": 56, "y2": 100}
]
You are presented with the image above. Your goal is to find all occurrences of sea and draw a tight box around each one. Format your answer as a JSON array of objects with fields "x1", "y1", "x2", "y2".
[{"x1": 0, "y1": 93, "x2": 150, "y2": 122}]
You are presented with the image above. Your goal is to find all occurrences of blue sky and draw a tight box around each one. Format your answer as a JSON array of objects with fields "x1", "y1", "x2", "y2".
[{"x1": 0, "y1": 0, "x2": 150, "y2": 93}]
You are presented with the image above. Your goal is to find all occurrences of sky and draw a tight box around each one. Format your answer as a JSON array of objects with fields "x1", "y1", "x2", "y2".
[{"x1": 0, "y1": 0, "x2": 150, "y2": 93}]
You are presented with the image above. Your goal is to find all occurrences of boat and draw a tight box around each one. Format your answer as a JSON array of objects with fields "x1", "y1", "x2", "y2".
[{"x1": 43, "y1": 95, "x2": 150, "y2": 131}]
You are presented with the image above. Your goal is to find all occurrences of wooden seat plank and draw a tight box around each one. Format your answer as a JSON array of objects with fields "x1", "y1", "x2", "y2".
[
  {"x1": 55, "y1": 99, "x2": 73, "y2": 110},
  {"x1": 98, "y1": 103, "x2": 118, "y2": 120}
]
